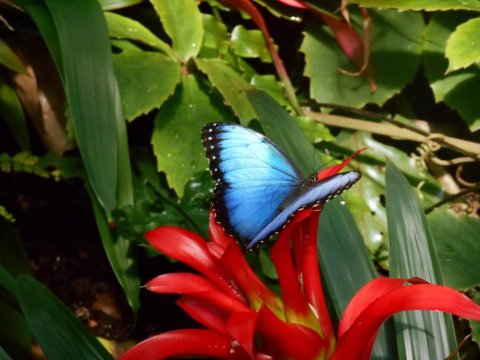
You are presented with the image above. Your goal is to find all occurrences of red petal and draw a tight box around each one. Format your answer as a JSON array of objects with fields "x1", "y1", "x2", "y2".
[
  {"x1": 119, "y1": 329, "x2": 251, "y2": 360},
  {"x1": 331, "y1": 282, "x2": 480, "y2": 360},
  {"x1": 276, "y1": 0, "x2": 307, "y2": 9},
  {"x1": 145, "y1": 226, "x2": 244, "y2": 302},
  {"x1": 228, "y1": 311, "x2": 258, "y2": 356},
  {"x1": 256, "y1": 305, "x2": 326, "y2": 360},
  {"x1": 209, "y1": 210, "x2": 233, "y2": 249},
  {"x1": 316, "y1": 148, "x2": 366, "y2": 180},
  {"x1": 177, "y1": 295, "x2": 229, "y2": 332},
  {"x1": 338, "y1": 277, "x2": 406, "y2": 336},
  {"x1": 295, "y1": 213, "x2": 335, "y2": 346},
  {"x1": 222, "y1": 243, "x2": 283, "y2": 313}
]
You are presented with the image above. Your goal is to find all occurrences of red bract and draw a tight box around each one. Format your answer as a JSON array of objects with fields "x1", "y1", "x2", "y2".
[{"x1": 120, "y1": 155, "x2": 480, "y2": 359}]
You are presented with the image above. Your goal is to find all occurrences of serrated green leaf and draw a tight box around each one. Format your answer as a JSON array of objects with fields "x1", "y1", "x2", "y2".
[
  {"x1": 350, "y1": 0, "x2": 480, "y2": 11},
  {"x1": 17, "y1": 275, "x2": 113, "y2": 360},
  {"x1": 386, "y1": 161, "x2": 457, "y2": 359},
  {"x1": 200, "y1": 14, "x2": 228, "y2": 57},
  {"x1": 149, "y1": 0, "x2": 203, "y2": 61},
  {"x1": 246, "y1": 90, "x2": 396, "y2": 358},
  {"x1": 428, "y1": 206, "x2": 480, "y2": 289},
  {"x1": 195, "y1": 58, "x2": 255, "y2": 125},
  {"x1": 0, "y1": 40, "x2": 27, "y2": 74},
  {"x1": 295, "y1": 116, "x2": 334, "y2": 143},
  {"x1": 424, "y1": 12, "x2": 480, "y2": 131},
  {"x1": 105, "y1": 12, "x2": 175, "y2": 57},
  {"x1": 301, "y1": 9, "x2": 423, "y2": 108},
  {"x1": 114, "y1": 52, "x2": 181, "y2": 121},
  {"x1": 446, "y1": 17, "x2": 480, "y2": 71},
  {"x1": 0, "y1": 76, "x2": 30, "y2": 151},
  {"x1": 230, "y1": 25, "x2": 272, "y2": 62},
  {"x1": 152, "y1": 74, "x2": 233, "y2": 197}
]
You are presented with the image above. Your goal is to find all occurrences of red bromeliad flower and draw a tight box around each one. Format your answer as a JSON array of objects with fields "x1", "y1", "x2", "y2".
[{"x1": 120, "y1": 156, "x2": 480, "y2": 360}]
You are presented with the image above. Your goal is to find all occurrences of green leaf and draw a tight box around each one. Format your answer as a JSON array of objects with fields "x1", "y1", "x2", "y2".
[
  {"x1": 246, "y1": 90, "x2": 396, "y2": 358},
  {"x1": 350, "y1": 0, "x2": 480, "y2": 11},
  {"x1": 295, "y1": 116, "x2": 334, "y2": 143},
  {"x1": 88, "y1": 188, "x2": 140, "y2": 312},
  {"x1": 105, "y1": 12, "x2": 175, "y2": 57},
  {"x1": 386, "y1": 161, "x2": 457, "y2": 359},
  {"x1": 446, "y1": 17, "x2": 480, "y2": 71},
  {"x1": 0, "y1": 40, "x2": 27, "y2": 74},
  {"x1": 99, "y1": 0, "x2": 143, "y2": 10},
  {"x1": 199, "y1": 14, "x2": 228, "y2": 57},
  {"x1": 149, "y1": 0, "x2": 204, "y2": 61},
  {"x1": 17, "y1": 275, "x2": 113, "y2": 360},
  {"x1": 152, "y1": 74, "x2": 233, "y2": 197},
  {"x1": 301, "y1": 9, "x2": 423, "y2": 108},
  {"x1": 114, "y1": 51, "x2": 181, "y2": 121},
  {"x1": 195, "y1": 58, "x2": 255, "y2": 125},
  {"x1": 423, "y1": 12, "x2": 480, "y2": 131},
  {"x1": 428, "y1": 206, "x2": 480, "y2": 289},
  {"x1": 250, "y1": 74, "x2": 288, "y2": 107},
  {"x1": 230, "y1": 25, "x2": 272, "y2": 62},
  {"x1": 471, "y1": 290, "x2": 480, "y2": 349},
  {"x1": 0, "y1": 347, "x2": 13, "y2": 360},
  {"x1": 25, "y1": 0, "x2": 121, "y2": 213},
  {"x1": 0, "y1": 76, "x2": 30, "y2": 151}
]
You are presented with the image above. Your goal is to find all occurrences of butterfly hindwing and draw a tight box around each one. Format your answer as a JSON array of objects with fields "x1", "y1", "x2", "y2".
[
  {"x1": 202, "y1": 122, "x2": 303, "y2": 244},
  {"x1": 247, "y1": 171, "x2": 361, "y2": 249}
]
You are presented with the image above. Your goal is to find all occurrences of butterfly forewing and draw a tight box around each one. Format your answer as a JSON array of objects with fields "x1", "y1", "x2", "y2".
[{"x1": 202, "y1": 122, "x2": 303, "y2": 244}]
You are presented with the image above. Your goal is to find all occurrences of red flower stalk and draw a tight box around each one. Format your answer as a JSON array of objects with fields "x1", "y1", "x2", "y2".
[{"x1": 120, "y1": 154, "x2": 480, "y2": 359}]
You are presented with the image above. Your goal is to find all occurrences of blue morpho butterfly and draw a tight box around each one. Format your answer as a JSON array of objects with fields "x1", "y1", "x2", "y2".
[{"x1": 202, "y1": 122, "x2": 361, "y2": 250}]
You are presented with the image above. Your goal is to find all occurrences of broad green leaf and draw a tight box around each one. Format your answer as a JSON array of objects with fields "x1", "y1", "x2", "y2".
[
  {"x1": 0, "y1": 40, "x2": 27, "y2": 74},
  {"x1": 17, "y1": 275, "x2": 113, "y2": 360},
  {"x1": 423, "y1": 12, "x2": 480, "y2": 131},
  {"x1": 199, "y1": 14, "x2": 228, "y2": 57},
  {"x1": 149, "y1": 0, "x2": 204, "y2": 61},
  {"x1": 386, "y1": 161, "x2": 457, "y2": 360},
  {"x1": 350, "y1": 0, "x2": 480, "y2": 11},
  {"x1": 114, "y1": 52, "x2": 181, "y2": 121},
  {"x1": 446, "y1": 17, "x2": 480, "y2": 71},
  {"x1": 428, "y1": 206, "x2": 480, "y2": 289},
  {"x1": 301, "y1": 9, "x2": 423, "y2": 108},
  {"x1": 89, "y1": 188, "x2": 140, "y2": 312},
  {"x1": 195, "y1": 58, "x2": 255, "y2": 125},
  {"x1": 230, "y1": 25, "x2": 272, "y2": 62},
  {"x1": 99, "y1": 0, "x2": 143, "y2": 10},
  {"x1": 152, "y1": 74, "x2": 233, "y2": 197},
  {"x1": 295, "y1": 116, "x2": 334, "y2": 144},
  {"x1": 0, "y1": 76, "x2": 30, "y2": 151},
  {"x1": 250, "y1": 74, "x2": 288, "y2": 107},
  {"x1": 0, "y1": 347, "x2": 13, "y2": 360},
  {"x1": 0, "y1": 220, "x2": 32, "y2": 358},
  {"x1": 38, "y1": 0, "x2": 120, "y2": 212},
  {"x1": 471, "y1": 290, "x2": 480, "y2": 349},
  {"x1": 105, "y1": 12, "x2": 175, "y2": 57},
  {"x1": 246, "y1": 90, "x2": 396, "y2": 359}
]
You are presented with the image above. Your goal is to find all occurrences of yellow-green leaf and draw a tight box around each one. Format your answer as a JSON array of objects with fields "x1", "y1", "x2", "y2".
[{"x1": 446, "y1": 17, "x2": 480, "y2": 72}]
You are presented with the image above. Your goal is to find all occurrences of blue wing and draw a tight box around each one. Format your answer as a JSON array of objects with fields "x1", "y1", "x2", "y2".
[
  {"x1": 246, "y1": 171, "x2": 361, "y2": 249},
  {"x1": 202, "y1": 122, "x2": 303, "y2": 245}
]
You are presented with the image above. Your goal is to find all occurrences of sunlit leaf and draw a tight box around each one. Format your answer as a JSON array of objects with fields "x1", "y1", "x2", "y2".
[
  {"x1": 105, "y1": 12, "x2": 175, "y2": 57},
  {"x1": 350, "y1": 0, "x2": 480, "y2": 11},
  {"x1": 200, "y1": 14, "x2": 228, "y2": 57},
  {"x1": 446, "y1": 17, "x2": 480, "y2": 72},
  {"x1": 0, "y1": 76, "x2": 30, "y2": 151},
  {"x1": 301, "y1": 9, "x2": 423, "y2": 108},
  {"x1": 0, "y1": 40, "x2": 27, "y2": 74},
  {"x1": 149, "y1": 0, "x2": 203, "y2": 61},
  {"x1": 195, "y1": 58, "x2": 255, "y2": 125},
  {"x1": 99, "y1": 0, "x2": 143, "y2": 10},
  {"x1": 17, "y1": 275, "x2": 113, "y2": 360},
  {"x1": 428, "y1": 206, "x2": 480, "y2": 290},
  {"x1": 114, "y1": 51, "x2": 181, "y2": 121},
  {"x1": 423, "y1": 12, "x2": 480, "y2": 131},
  {"x1": 152, "y1": 75, "x2": 233, "y2": 197},
  {"x1": 386, "y1": 161, "x2": 456, "y2": 359},
  {"x1": 230, "y1": 25, "x2": 272, "y2": 62}
]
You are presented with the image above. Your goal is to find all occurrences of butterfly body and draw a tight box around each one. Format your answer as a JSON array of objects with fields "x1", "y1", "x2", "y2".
[{"x1": 202, "y1": 122, "x2": 360, "y2": 250}]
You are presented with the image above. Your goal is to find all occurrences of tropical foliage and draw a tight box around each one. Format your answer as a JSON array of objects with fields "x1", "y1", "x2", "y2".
[{"x1": 0, "y1": 0, "x2": 479, "y2": 359}]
